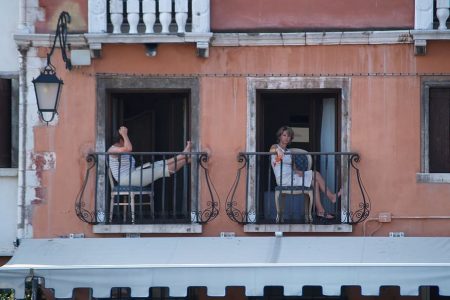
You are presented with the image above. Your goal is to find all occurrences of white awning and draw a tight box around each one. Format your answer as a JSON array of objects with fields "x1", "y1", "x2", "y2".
[{"x1": 1, "y1": 237, "x2": 450, "y2": 298}]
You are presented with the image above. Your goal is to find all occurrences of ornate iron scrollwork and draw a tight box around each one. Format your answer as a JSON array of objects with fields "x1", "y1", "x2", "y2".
[
  {"x1": 75, "y1": 154, "x2": 100, "y2": 225},
  {"x1": 344, "y1": 153, "x2": 371, "y2": 225},
  {"x1": 191, "y1": 153, "x2": 220, "y2": 224},
  {"x1": 225, "y1": 151, "x2": 370, "y2": 225},
  {"x1": 225, "y1": 153, "x2": 256, "y2": 224},
  {"x1": 76, "y1": 152, "x2": 219, "y2": 225}
]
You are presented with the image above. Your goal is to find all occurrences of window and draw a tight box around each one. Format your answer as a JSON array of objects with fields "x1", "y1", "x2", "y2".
[
  {"x1": 0, "y1": 76, "x2": 19, "y2": 256},
  {"x1": 94, "y1": 76, "x2": 201, "y2": 233},
  {"x1": 256, "y1": 91, "x2": 341, "y2": 223},
  {"x1": 428, "y1": 88, "x2": 450, "y2": 172},
  {"x1": 418, "y1": 78, "x2": 450, "y2": 183},
  {"x1": 0, "y1": 77, "x2": 18, "y2": 168},
  {"x1": 107, "y1": 91, "x2": 191, "y2": 223},
  {"x1": 244, "y1": 77, "x2": 352, "y2": 232}
]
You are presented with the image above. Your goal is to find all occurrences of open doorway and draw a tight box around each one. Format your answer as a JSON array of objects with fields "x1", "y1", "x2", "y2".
[
  {"x1": 106, "y1": 92, "x2": 190, "y2": 153},
  {"x1": 257, "y1": 90, "x2": 340, "y2": 153},
  {"x1": 256, "y1": 90, "x2": 341, "y2": 222},
  {"x1": 106, "y1": 91, "x2": 191, "y2": 223}
]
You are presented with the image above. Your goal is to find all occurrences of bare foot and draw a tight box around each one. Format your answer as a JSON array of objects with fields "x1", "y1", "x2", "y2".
[
  {"x1": 183, "y1": 141, "x2": 192, "y2": 152},
  {"x1": 183, "y1": 141, "x2": 192, "y2": 163}
]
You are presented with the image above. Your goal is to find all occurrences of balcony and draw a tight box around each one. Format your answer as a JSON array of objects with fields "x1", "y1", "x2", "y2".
[
  {"x1": 226, "y1": 151, "x2": 370, "y2": 233},
  {"x1": 413, "y1": 0, "x2": 450, "y2": 54},
  {"x1": 76, "y1": 151, "x2": 218, "y2": 233},
  {"x1": 86, "y1": 0, "x2": 212, "y2": 56}
]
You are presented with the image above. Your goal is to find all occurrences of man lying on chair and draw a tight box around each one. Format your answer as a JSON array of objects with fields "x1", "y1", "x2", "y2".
[{"x1": 108, "y1": 126, "x2": 191, "y2": 186}]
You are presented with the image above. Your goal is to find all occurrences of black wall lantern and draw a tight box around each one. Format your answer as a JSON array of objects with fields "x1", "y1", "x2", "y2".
[{"x1": 32, "y1": 11, "x2": 73, "y2": 124}]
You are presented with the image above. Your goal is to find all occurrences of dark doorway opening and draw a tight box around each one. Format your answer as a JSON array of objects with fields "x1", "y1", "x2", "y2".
[
  {"x1": 106, "y1": 91, "x2": 191, "y2": 223},
  {"x1": 256, "y1": 90, "x2": 341, "y2": 223}
]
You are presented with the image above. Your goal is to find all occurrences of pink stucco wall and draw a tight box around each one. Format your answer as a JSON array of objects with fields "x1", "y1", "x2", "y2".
[
  {"x1": 211, "y1": 0, "x2": 414, "y2": 32},
  {"x1": 31, "y1": 41, "x2": 450, "y2": 238}
]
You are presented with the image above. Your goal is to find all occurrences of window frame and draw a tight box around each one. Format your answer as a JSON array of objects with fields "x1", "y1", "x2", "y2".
[
  {"x1": 0, "y1": 74, "x2": 19, "y2": 169},
  {"x1": 417, "y1": 76, "x2": 450, "y2": 184},
  {"x1": 245, "y1": 77, "x2": 352, "y2": 233},
  {"x1": 93, "y1": 76, "x2": 202, "y2": 233}
]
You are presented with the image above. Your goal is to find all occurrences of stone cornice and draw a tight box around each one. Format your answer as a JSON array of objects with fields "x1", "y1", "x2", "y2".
[
  {"x1": 211, "y1": 31, "x2": 413, "y2": 46},
  {"x1": 16, "y1": 29, "x2": 450, "y2": 52},
  {"x1": 411, "y1": 29, "x2": 450, "y2": 40}
]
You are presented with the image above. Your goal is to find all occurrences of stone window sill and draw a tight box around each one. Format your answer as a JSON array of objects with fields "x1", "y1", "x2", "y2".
[
  {"x1": 244, "y1": 223, "x2": 352, "y2": 233},
  {"x1": 416, "y1": 173, "x2": 450, "y2": 184},
  {"x1": 93, "y1": 224, "x2": 202, "y2": 234}
]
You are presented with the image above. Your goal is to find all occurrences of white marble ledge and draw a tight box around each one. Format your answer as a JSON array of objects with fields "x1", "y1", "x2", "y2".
[
  {"x1": 85, "y1": 32, "x2": 212, "y2": 44},
  {"x1": 411, "y1": 29, "x2": 450, "y2": 40},
  {"x1": 416, "y1": 173, "x2": 450, "y2": 184},
  {"x1": 244, "y1": 223, "x2": 352, "y2": 233},
  {"x1": 212, "y1": 30, "x2": 413, "y2": 47},
  {"x1": 13, "y1": 31, "x2": 417, "y2": 49},
  {"x1": 14, "y1": 33, "x2": 87, "y2": 49},
  {"x1": 93, "y1": 223, "x2": 202, "y2": 234},
  {"x1": 14, "y1": 32, "x2": 214, "y2": 49},
  {"x1": 0, "y1": 168, "x2": 18, "y2": 177}
]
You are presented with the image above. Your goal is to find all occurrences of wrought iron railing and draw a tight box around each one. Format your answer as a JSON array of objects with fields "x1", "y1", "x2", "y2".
[
  {"x1": 226, "y1": 151, "x2": 370, "y2": 225},
  {"x1": 76, "y1": 151, "x2": 219, "y2": 225}
]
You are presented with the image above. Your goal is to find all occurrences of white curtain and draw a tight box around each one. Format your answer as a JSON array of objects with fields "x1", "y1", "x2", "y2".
[{"x1": 320, "y1": 98, "x2": 336, "y2": 192}]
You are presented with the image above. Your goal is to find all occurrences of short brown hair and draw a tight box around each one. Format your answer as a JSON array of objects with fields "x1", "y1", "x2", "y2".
[{"x1": 276, "y1": 126, "x2": 294, "y2": 143}]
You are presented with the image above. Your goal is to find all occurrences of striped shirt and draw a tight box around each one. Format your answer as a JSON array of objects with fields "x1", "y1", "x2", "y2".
[{"x1": 108, "y1": 154, "x2": 136, "y2": 182}]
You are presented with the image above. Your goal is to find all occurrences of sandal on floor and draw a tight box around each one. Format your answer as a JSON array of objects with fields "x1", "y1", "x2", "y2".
[{"x1": 316, "y1": 212, "x2": 335, "y2": 220}]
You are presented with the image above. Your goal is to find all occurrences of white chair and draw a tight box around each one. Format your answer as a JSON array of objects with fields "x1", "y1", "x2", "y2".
[
  {"x1": 108, "y1": 167, "x2": 154, "y2": 224},
  {"x1": 273, "y1": 148, "x2": 314, "y2": 223}
]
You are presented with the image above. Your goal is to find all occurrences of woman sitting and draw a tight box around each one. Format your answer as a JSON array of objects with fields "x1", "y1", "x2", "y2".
[{"x1": 270, "y1": 125, "x2": 340, "y2": 220}]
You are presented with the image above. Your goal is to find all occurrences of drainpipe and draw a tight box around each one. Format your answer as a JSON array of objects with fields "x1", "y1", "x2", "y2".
[{"x1": 17, "y1": 47, "x2": 29, "y2": 240}]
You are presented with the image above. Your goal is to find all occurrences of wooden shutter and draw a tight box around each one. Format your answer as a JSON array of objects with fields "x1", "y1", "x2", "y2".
[{"x1": 429, "y1": 88, "x2": 450, "y2": 173}]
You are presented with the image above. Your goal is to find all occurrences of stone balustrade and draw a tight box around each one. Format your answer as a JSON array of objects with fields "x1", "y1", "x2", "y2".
[
  {"x1": 415, "y1": 0, "x2": 450, "y2": 30},
  {"x1": 436, "y1": 0, "x2": 450, "y2": 30},
  {"x1": 88, "y1": 0, "x2": 210, "y2": 34}
]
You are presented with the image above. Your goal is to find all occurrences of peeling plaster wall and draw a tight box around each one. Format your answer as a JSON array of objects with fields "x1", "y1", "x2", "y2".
[
  {"x1": 35, "y1": 0, "x2": 87, "y2": 33},
  {"x1": 18, "y1": 44, "x2": 47, "y2": 239}
]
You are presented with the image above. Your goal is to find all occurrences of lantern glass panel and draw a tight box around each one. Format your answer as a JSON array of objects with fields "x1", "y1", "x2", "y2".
[{"x1": 35, "y1": 81, "x2": 62, "y2": 111}]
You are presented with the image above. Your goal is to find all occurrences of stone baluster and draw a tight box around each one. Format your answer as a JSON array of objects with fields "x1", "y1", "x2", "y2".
[
  {"x1": 88, "y1": 0, "x2": 107, "y2": 33},
  {"x1": 127, "y1": 0, "x2": 140, "y2": 33},
  {"x1": 143, "y1": 0, "x2": 156, "y2": 33},
  {"x1": 192, "y1": 0, "x2": 210, "y2": 33},
  {"x1": 175, "y1": 0, "x2": 188, "y2": 33},
  {"x1": 436, "y1": 0, "x2": 450, "y2": 30},
  {"x1": 159, "y1": 0, "x2": 173, "y2": 33},
  {"x1": 414, "y1": 0, "x2": 433, "y2": 30},
  {"x1": 110, "y1": 0, "x2": 123, "y2": 33}
]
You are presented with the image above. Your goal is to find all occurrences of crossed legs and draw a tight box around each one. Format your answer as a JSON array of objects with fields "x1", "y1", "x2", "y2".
[{"x1": 312, "y1": 171, "x2": 341, "y2": 218}]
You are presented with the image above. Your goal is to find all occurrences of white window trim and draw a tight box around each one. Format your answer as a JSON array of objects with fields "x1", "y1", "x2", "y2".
[
  {"x1": 95, "y1": 76, "x2": 202, "y2": 233},
  {"x1": 418, "y1": 77, "x2": 450, "y2": 184},
  {"x1": 245, "y1": 77, "x2": 352, "y2": 232}
]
